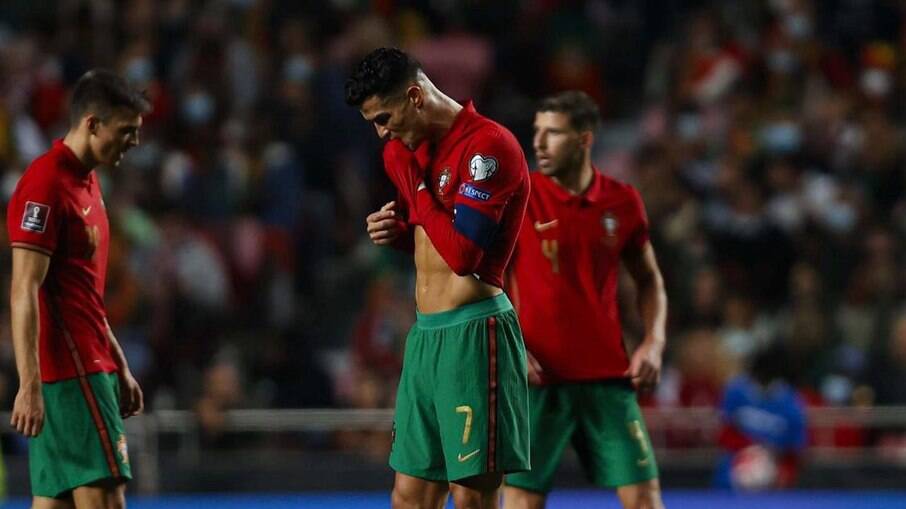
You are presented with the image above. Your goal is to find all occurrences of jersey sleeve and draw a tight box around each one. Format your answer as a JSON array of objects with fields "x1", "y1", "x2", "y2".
[
  {"x1": 381, "y1": 141, "x2": 422, "y2": 252},
  {"x1": 7, "y1": 170, "x2": 64, "y2": 255},
  {"x1": 627, "y1": 187, "x2": 650, "y2": 250},
  {"x1": 415, "y1": 128, "x2": 527, "y2": 276}
]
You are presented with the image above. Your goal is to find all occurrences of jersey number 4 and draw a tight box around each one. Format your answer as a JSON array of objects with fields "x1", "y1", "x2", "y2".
[{"x1": 541, "y1": 239, "x2": 559, "y2": 274}]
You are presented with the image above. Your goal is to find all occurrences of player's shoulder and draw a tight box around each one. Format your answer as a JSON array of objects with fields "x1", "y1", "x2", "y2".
[
  {"x1": 464, "y1": 113, "x2": 522, "y2": 154},
  {"x1": 597, "y1": 171, "x2": 640, "y2": 198},
  {"x1": 14, "y1": 149, "x2": 67, "y2": 193}
]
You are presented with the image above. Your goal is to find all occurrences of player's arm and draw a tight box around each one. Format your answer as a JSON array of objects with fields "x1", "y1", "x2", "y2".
[
  {"x1": 371, "y1": 140, "x2": 421, "y2": 252},
  {"x1": 414, "y1": 133, "x2": 525, "y2": 276},
  {"x1": 103, "y1": 318, "x2": 144, "y2": 418},
  {"x1": 9, "y1": 246, "x2": 50, "y2": 437},
  {"x1": 622, "y1": 240, "x2": 668, "y2": 390}
]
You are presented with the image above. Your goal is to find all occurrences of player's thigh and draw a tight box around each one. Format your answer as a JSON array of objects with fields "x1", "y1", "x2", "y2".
[
  {"x1": 502, "y1": 485, "x2": 546, "y2": 509},
  {"x1": 32, "y1": 496, "x2": 75, "y2": 509},
  {"x1": 450, "y1": 472, "x2": 503, "y2": 509},
  {"x1": 72, "y1": 478, "x2": 126, "y2": 509},
  {"x1": 435, "y1": 306, "x2": 530, "y2": 481},
  {"x1": 504, "y1": 385, "x2": 577, "y2": 495},
  {"x1": 31, "y1": 373, "x2": 131, "y2": 500},
  {"x1": 572, "y1": 381, "x2": 658, "y2": 488},
  {"x1": 391, "y1": 471, "x2": 449, "y2": 509},
  {"x1": 616, "y1": 478, "x2": 664, "y2": 509},
  {"x1": 390, "y1": 325, "x2": 448, "y2": 482}
]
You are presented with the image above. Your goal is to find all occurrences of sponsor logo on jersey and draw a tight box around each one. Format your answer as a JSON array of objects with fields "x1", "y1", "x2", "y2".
[
  {"x1": 533, "y1": 219, "x2": 558, "y2": 232},
  {"x1": 21, "y1": 201, "x2": 50, "y2": 233},
  {"x1": 460, "y1": 183, "x2": 492, "y2": 201},
  {"x1": 469, "y1": 154, "x2": 498, "y2": 181}
]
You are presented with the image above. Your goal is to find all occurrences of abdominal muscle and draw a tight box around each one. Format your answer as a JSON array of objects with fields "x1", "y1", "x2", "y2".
[{"x1": 413, "y1": 226, "x2": 502, "y2": 314}]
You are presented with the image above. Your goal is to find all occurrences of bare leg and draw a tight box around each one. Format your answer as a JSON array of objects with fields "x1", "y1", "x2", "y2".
[
  {"x1": 71, "y1": 479, "x2": 126, "y2": 509},
  {"x1": 391, "y1": 471, "x2": 450, "y2": 509},
  {"x1": 32, "y1": 496, "x2": 75, "y2": 509},
  {"x1": 450, "y1": 472, "x2": 504, "y2": 509},
  {"x1": 501, "y1": 485, "x2": 546, "y2": 509},
  {"x1": 616, "y1": 479, "x2": 664, "y2": 509}
]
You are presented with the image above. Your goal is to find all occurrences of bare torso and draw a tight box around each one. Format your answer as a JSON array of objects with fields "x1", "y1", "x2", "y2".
[{"x1": 413, "y1": 226, "x2": 501, "y2": 314}]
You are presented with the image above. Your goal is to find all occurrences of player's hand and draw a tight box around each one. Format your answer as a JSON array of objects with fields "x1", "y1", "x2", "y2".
[
  {"x1": 11, "y1": 382, "x2": 44, "y2": 437},
  {"x1": 624, "y1": 337, "x2": 663, "y2": 392},
  {"x1": 526, "y1": 352, "x2": 546, "y2": 386},
  {"x1": 366, "y1": 201, "x2": 404, "y2": 246},
  {"x1": 118, "y1": 370, "x2": 144, "y2": 418}
]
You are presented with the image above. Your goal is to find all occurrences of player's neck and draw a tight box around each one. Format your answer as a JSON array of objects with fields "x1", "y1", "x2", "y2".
[
  {"x1": 553, "y1": 163, "x2": 595, "y2": 196},
  {"x1": 62, "y1": 131, "x2": 98, "y2": 172},
  {"x1": 424, "y1": 92, "x2": 463, "y2": 143}
]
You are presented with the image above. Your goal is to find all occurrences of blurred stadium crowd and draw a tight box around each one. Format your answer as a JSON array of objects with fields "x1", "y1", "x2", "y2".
[{"x1": 0, "y1": 0, "x2": 904, "y2": 459}]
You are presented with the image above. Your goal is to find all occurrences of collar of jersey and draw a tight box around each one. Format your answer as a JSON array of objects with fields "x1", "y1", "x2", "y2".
[
  {"x1": 53, "y1": 139, "x2": 93, "y2": 180},
  {"x1": 542, "y1": 167, "x2": 606, "y2": 204}
]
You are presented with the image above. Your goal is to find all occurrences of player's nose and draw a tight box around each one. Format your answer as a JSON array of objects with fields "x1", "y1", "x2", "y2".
[{"x1": 375, "y1": 124, "x2": 390, "y2": 140}]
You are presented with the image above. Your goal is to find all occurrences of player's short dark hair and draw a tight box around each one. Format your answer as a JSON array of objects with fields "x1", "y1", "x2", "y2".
[
  {"x1": 70, "y1": 69, "x2": 151, "y2": 126},
  {"x1": 537, "y1": 91, "x2": 601, "y2": 132},
  {"x1": 344, "y1": 48, "x2": 422, "y2": 107}
]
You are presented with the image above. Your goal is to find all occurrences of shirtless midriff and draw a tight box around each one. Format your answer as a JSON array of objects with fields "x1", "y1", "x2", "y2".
[{"x1": 413, "y1": 226, "x2": 502, "y2": 314}]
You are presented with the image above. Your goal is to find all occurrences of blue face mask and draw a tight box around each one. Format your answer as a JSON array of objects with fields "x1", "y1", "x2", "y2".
[
  {"x1": 760, "y1": 122, "x2": 802, "y2": 154},
  {"x1": 124, "y1": 57, "x2": 154, "y2": 84},
  {"x1": 284, "y1": 55, "x2": 313, "y2": 84},
  {"x1": 182, "y1": 92, "x2": 215, "y2": 125},
  {"x1": 784, "y1": 14, "x2": 812, "y2": 40},
  {"x1": 676, "y1": 113, "x2": 702, "y2": 141},
  {"x1": 767, "y1": 50, "x2": 798, "y2": 74}
]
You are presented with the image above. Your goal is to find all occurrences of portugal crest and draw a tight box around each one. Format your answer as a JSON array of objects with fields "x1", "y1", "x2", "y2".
[
  {"x1": 601, "y1": 212, "x2": 619, "y2": 247},
  {"x1": 117, "y1": 434, "x2": 129, "y2": 465},
  {"x1": 437, "y1": 168, "x2": 452, "y2": 195}
]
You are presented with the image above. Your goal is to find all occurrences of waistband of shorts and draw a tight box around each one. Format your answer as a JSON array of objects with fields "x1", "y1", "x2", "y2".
[{"x1": 416, "y1": 293, "x2": 513, "y2": 329}]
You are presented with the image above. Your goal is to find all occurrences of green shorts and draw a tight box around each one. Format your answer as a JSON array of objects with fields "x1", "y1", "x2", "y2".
[
  {"x1": 506, "y1": 380, "x2": 658, "y2": 493},
  {"x1": 390, "y1": 293, "x2": 531, "y2": 482},
  {"x1": 30, "y1": 372, "x2": 131, "y2": 498}
]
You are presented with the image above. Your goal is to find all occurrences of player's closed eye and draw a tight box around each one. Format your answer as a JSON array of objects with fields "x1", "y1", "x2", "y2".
[{"x1": 374, "y1": 113, "x2": 391, "y2": 127}]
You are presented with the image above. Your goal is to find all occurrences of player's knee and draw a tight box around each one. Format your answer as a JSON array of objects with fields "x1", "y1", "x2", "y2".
[
  {"x1": 391, "y1": 485, "x2": 427, "y2": 509},
  {"x1": 502, "y1": 486, "x2": 545, "y2": 509},
  {"x1": 106, "y1": 490, "x2": 126, "y2": 509},
  {"x1": 619, "y1": 480, "x2": 663, "y2": 509},
  {"x1": 450, "y1": 473, "x2": 503, "y2": 509}
]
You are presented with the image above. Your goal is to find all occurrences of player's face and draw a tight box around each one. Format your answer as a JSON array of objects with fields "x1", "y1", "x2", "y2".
[
  {"x1": 90, "y1": 108, "x2": 142, "y2": 167},
  {"x1": 360, "y1": 93, "x2": 423, "y2": 149},
  {"x1": 533, "y1": 111, "x2": 585, "y2": 177}
]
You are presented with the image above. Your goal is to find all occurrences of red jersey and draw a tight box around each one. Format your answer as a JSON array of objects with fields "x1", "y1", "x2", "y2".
[
  {"x1": 509, "y1": 170, "x2": 649, "y2": 382},
  {"x1": 384, "y1": 101, "x2": 530, "y2": 288},
  {"x1": 7, "y1": 140, "x2": 117, "y2": 383}
]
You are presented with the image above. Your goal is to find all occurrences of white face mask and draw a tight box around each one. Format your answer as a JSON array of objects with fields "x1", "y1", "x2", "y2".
[{"x1": 860, "y1": 69, "x2": 892, "y2": 97}]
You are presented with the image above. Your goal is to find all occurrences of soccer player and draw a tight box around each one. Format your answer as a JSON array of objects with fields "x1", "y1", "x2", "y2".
[
  {"x1": 503, "y1": 91, "x2": 668, "y2": 509},
  {"x1": 347, "y1": 48, "x2": 531, "y2": 509},
  {"x1": 8, "y1": 69, "x2": 149, "y2": 509}
]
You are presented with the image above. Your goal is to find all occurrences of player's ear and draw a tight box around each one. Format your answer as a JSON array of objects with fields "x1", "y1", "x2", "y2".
[
  {"x1": 86, "y1": 114, "x2": 101, "y2": 135},
  {"x1": 406, "y1": 85, "x2": 423, "y2": 109},
  {"x1": 579, "y1": 130, "x2": 594, "y2": 150}
]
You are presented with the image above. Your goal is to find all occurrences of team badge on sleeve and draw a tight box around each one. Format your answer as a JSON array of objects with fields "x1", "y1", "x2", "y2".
[
  {"x1": 21, "y1": 201, "x2": 50, "y2": 233},
  {"x1": 469, "y1": 154, "x2": 498, "y2": 181}
]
